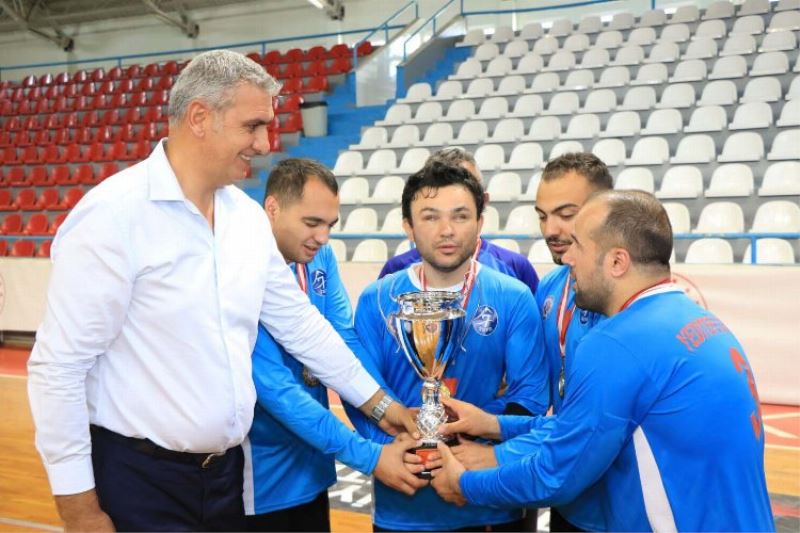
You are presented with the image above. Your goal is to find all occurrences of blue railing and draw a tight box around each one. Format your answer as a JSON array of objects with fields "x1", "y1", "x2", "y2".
[
  {"x1": 353, "y1": 0, "x2": 419, "y2": 68},
  {"x1": 459, "y1": 0, "x2": 625, "y2": 17},
  {"x1": 403, "y1": 0, "x2": 460, "y2": 60},
  {"x1": 0, "y1": 25, "x2": 405, "y2": 79}
]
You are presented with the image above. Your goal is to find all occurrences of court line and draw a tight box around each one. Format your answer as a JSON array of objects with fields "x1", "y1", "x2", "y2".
[
  {"x1": 764, "y1": 412, "x2": 800, "y2": 421},
  {"x1": 0, "y1": 516, "x2": 61, "y2": 531},
  {"x1": 766, "y1": 444, "x2": 800, "y2": 452},
  {"x1": 0, "y1": 373, "x2": 26, "y2": 380}
]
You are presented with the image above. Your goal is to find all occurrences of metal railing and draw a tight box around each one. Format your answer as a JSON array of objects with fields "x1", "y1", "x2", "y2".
[
  {"x1": 352, "y1": 0, "x2": 419, "y2": 69},
  {"x1": 0, "y1": 25, "x2": 405, "y2": 79},
  {"x1": 402, "y1": 0, "x2": 460, "y2": 61}
]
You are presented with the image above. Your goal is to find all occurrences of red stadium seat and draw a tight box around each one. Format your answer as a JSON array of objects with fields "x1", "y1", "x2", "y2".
[
  {"x1": 328, "y1": 43, "x2": 350, "y2": 58},
  {"x1": 17, "y1": 100, "x2": 36, "y2": 116},
  {"x1": 99, "y1": 79, "x2": 115, "y2": 94},
  {"x1": 281, "y1": 48, "x2": 305, "y2": 64},
  {"x1": 10, "y1": 240, "x2": 35, "y2": 257},
  {"x1": 14, "y1": 189, "x2": 38, "y2": 210},
  {"x1": 265, "y1": 64, "x2": 280, "y2": 78},
  {"x1": 37, "y1": 189, "x2": 61, "y2": 210},
  {"x1": 3, "y1": 116, "x2": 21, "y2": 131},
  {"x1": 75, "y1": 127, "x2": 94, "y2": 145},
  {"x1": 157, "y1": 75, "x2": 174, "y2": 91},
  {"x1": 129, "y1": 140, "x2": 151, "y2": 160},
  {"x1": 22, "y1": 115, "x2": 42, "y2": 131},
  {"x1": 0, "y1": 190, "x2": 14, "y2": 211},
  {"x1": 163, "y1": 61, "x2": 179, "y2": 75},
  {"x1": 63, "y1": 112, "x2": 80, "y2": 129},
  {"x1": 10, "y1": 87, "x2": 25, "y2": 102},
  {"x1": 327, "y1": 57, "x2": 352, "y2": 75},
  {"x1": 0, "y1": 240, "x2": 7, "y2": 256},
  {"x1": 21, "y1": 146, "x2": 44, "y2": 165},
  {"x1": 135, "y1": 77, "x2": 155, "y2": 93},
  {"x1": 98, "y1": 162, "x2": 119, "y2": 182},
  {"x1": 1, "y1": 213, "x2": 23, "y2": 235},
  {"x1": 0, "y1": 100, "x2": 14, "y2": 116},
  {"x1": 15, "y1": 130, "x2": 34, "y2": 147},
  {"x1": 102, "y1": 109, "x2": 124, "y2": 127},
  {"x1": 302, "y1": 76, "x2": 329, "y2": 94},
  {"x1": 50, "y1": 166, "x2": 74, "y2": 186},
  {"x1": 107, "y1": 93, "x2": 129, "y2": 109},
  {"x1": 92, "y1": 125, "x2": 116, "y2": 144},
  {"x1": 279, "y1": 63, "x2": 304, "y2": 79},
  {"x1": 135, "y1": 122, "x2": 159, "y2": 141},
  {"x1": 79, "y1": 81, "x2": 97, "y2": 97},
  {"x1": 33, "y1": 129, "x2": 55, "y2": 146},
  {"x1": 54, "y1": 72, "x2": 70, "y2": 85},
  {"x1": 141, "y1": 106, "x2": 166, "y2": 123},
  {"x1": 39, "y1": 73, "x2": 54, "y2": 86},
  {"x1": 111, "y1": 141, "x2": 133, "y2": 161},
  {"x1": 25, "y1": 86, "x2": 43, "y2": 101},
  {"x1": 74, "y1": 164, "x2": 96, "y2": 185},
  {"x1": 302, "y1": 60, "x2": 327, "y2": 78},
  {"x1": 280, "y1": 78, "x2": 303, "y2": 95},
  {"x1": 148, "y1": 90, "x2": 169, "y2": 107},
  {"x1": 115, "y1": 78, "x2": 134, "y2": 94},
  {"x1": 86, "y1": 142, "x2": 112, "y2": 162},
  {"x1": 21, "y1": 75, "x2": 36, "y2": 88},
  {"x1": 246, "y1": 52, "x2": 262, "y2": 63},
  {"x1": 44, "y1": 84, "x2": 60, "y2": 99},
  {"x1": 35, "y1": 99, "x2": 54, "y2": 114},
  {"x1": 120, "y1": 123, "x2": 138, "y2": 143},
  {"x1": 126, "y1": 92, "x2": 148, "y2": 108},
  {"x1": 126, "y1": 64, "x2": 142, "y2": 78},
  {"x1": 108, "y1": 66, "x2": 125, "y2": 80},
  {"x1": 28, "y1": 167, "x2": 52, "y2": 186},
  {"x1": 307, "y1": 46, "x2": 327, "y2": 61},
  {"x1": 357, "y1": 41, "x2": 374, "y2": 56},
  {"x1": 49, "y1": 213, "x2": 68, "y2": 235},
  {"x1": 91, "y1": 67, "x2": 106, "y2": 82},
  {"x1": 61, "y1": 84, "x2": 78, "y2": 98},
  {"x1": 276, "y1": 112, "x2": 303, "y2": 133},
  {"x1": 24, "y1": 213, "x2": 50, "y2": 235},
  {"x1": 264, "y1": 50, "x2": 282, "y2": 65},
  {"x1": 143, "y1": 63, "x2": 162, "y2": 77},
  {"x1": 276, "y1": 94, "x2": 303, "y2": 114},
  {"x1": 43, "y1": 114, "x2": 64, "y2": 130},
  {"x1": 62, "y1": 143, "x2": 85, "y2": 163},
  {"x1": 37, "y1": 240, "x2": 52, "y2": 258},
  {"x1": 7, "y1": 167, "x2": 28, "y2": 186},
  {"x1": 42, "y1": 145, "x2": 61, "y2": 164},
  {"x1": 61, "y1": 188, "x2": 84, "y2": 209},
  {"x1": 1, "y1": 147, "x2": 21, "y2": 165},
  {"x1": 0, "y1": 132, "x2": 10, "y2": 148}
]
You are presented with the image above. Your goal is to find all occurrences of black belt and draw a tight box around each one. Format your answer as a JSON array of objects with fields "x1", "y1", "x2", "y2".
[{"x1": 90, "y1": 425, "x2": 229, "y2": 469}]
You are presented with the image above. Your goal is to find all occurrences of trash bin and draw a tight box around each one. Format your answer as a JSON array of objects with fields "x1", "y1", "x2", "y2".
[{"x1": 300, "y1": 101, "x2": 328, "y2": 137}]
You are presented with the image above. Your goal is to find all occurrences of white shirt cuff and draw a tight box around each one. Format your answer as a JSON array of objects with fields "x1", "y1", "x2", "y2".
[
  {"x1": 336, "y1": 366, "x2": 380, "y2": 408},
  {"x1": 46, "y1": 457, "x2": 96, "y2": 495}
]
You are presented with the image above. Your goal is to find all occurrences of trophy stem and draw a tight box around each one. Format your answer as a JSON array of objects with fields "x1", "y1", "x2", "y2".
[{"x1": 417, "y1": 378, "x2": 447, "y2": 445}]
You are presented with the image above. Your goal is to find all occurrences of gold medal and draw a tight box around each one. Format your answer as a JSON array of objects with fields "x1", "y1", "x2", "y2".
[{"x1": 302, "y1": 366, "x2": 320, "y2": 387}]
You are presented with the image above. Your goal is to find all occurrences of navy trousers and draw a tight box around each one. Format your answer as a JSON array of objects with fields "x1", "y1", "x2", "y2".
[{"x1": 91, "y1": 426, "x2": 245, "y2": 532}]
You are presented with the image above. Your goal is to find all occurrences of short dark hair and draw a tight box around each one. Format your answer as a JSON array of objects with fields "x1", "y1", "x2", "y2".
[
  {"x1": 426, "y1": 147, "x2": 477, "y2": 169},
  {"x1": 401, "y1": 161, "x2": 485, "y2": 224},
  {"x1": 542, "y1": 152, "x2": 613, "y2": 191},
  {"x1": 265, "y1": 158, "x2": 338, "y2": 205},
  {"x1": 591, "y1": 190, "x2": 672, "y2": 272}
]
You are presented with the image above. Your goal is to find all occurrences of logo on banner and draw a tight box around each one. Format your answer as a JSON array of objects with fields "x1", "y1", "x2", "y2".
[
  {"x1": 472, "y1": 305, "x2": 498, "y2": 336},
  {"x1": 671, "y1": 273, "x2": 708, "y2": 309},
  {"x1": 542, "y1": 296, "x2": 554, "y2": 319},
  {"x1": 311, "y1": 269, "x2": 327, "y2": 296}
]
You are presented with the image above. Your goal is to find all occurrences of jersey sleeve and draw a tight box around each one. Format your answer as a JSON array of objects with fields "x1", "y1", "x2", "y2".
[
  {"x1": 252, "y1": 325, "x2": 382, "y2": 475},
  {"x1": 460, "y1": 333, "x2": 655, "y2": 508},
  {"x1": 494, "y1": 416, "x2": 556, "y2": 465},
  {"x1": 482, "y1": 288, "x2": 549, "y2": 417},
  {"x1": 343, "y1": 281, "x2": 396, "y2": 445}
]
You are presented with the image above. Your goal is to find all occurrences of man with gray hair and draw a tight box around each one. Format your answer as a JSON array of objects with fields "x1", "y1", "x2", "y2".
[{"x1": 28, "y1": 50, "x2": 415, "y2": 531}]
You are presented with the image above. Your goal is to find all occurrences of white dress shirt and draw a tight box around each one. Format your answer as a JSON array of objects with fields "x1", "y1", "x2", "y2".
[{"x1": 27, "y1": 140, "x2": 379, "y2": 495}]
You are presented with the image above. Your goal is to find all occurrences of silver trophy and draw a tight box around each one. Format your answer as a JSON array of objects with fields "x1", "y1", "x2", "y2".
[{"x1": 392, "y1": 291, "x2": 466, "y2": 478}]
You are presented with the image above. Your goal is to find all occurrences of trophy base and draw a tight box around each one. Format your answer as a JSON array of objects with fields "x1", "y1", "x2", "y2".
[{"x1": 412, "y1": 435, "x2": 457, "y2": 480}]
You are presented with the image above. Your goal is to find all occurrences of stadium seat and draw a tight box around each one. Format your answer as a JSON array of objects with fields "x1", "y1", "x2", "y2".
[
  {"x1": 563, "y1": 70, "x2": 595, "y2": 90},
  {"x1": 338, "y1": 177, "x2": 370, "y2": 205},
  {"x1": 496, "y1": 75, "x2": 526, "y2": 96},
  {"x1": 530, "y1": 72, "x2": 561, "y2": 93},
  {"x1": 768, "y1": 129, "x2": 800, "y2": 160},
  {"x1": 740, "y1": 77, "x2": 782, "y2": 103},
  {"x1": 740, "y1": 0, "x2": 770, "y2": 15},
  {"x1": 490, "y1": 118, "x2": 525, "y2": 143},
  {"x1": 520, "y1": 22, "x2": 543, "y2": 40},
  {"x1": 592, "y1": 138, "x2": 627, "y2": 166},
  {"x1": 628, "y1": 27, "x2": 657, "y2": 46},
  {"x1": 49, "y1": 213, "x2": 67, "y2": 235},
  {"x1": 768, "y1": 11, "x2": 800, "y2": 31},
  {"x1": 663, "y1": 202, "x2": 692, "y2": 233},
  {"x1": 656, "y1": 166, "x2": 703, "y2": 199},
  {"x1": 528, "y1": 239, "x2": 552, "y2": 262},
  {"x1": 14, "y1": 189, "x2": 37, "y2": 210},
  {"x1": 524, "y1": 116, "x2": 562, "y2": 141},
  {"x1": 410, "y1": 102, "x2": 443, "y2": 123},
  {"x1": 0, "y1": 240, "x2": 6, "y2": 256},
  {"x1": 550, "y1": 141, "x2": 584, "y2": 160},
  {"x1": 549, "y1": 18, "x2": 573, "y2": 37},
  {"x1": 543, "y1": 92, "x2": 580, "y2": 115},
  {"x1": 708, "y1": 55, "x2": 747, "y2": 79},
  {"x1": 351, "y1": 239, "x2": 388, "y2": 262},
  {"x1": 759, "y1": 162, "x2": 800, "y2": 195},
  {"x1": 670, "y1": 59, "x2": 708, "y2": 82},
  {"x1": 388, "y1": 125, "x2": 420, "y2": 147},
  {"x1": 646, "y1": 42, "x2": 679, "y2": 65},
  {"x1": 580, "y1": 49, "x2": 611, "y2": 69},
  {"x1": 380, "y1": 208, "x2": 403, "y2": 233},
  {"x1": 610, "y1": 12, "x2": 635, "y2": 30},
  {"x1": 656, "y1": 83, "x2": 695, "y2": 108},
  {"x1": 563, "y1": 34, "x2": 590, "y2": 52},
  {"x1": 501, "y1": 41, "x2": 528, "y2": 60},
  {"x1": 694, "y1": 202, "x2": 745, "y2": 233},
  {"x1": 775, "y1": 0, "x2": 800, "y2": 11},
  {"x1": 561, "y1": 114, "x2": 601, "y2": 140},
  {"x1": 502, "y1": 205, "x2": 539, "y2": 235},
  {"x1": 612, "y1": 45, "x2": 645, "y2": 66},
  {"x1": 695, "y1": 19, "x2": 727, "y2": 39},
  {"x1": 477, "y1": 98, "x2": 510, "y2": 120},
  {"x1": 420, "y1": 123, "x2": 454, "y2": 146},
  {"x1": 704, "y1": 0, "x2": 735, "y2": 19},
  {"x1": 333, "y1": 151, "x2": 364, "y2": 175},
  {"x1": 743, "y1": 239, "x2": 796, "y2": 264},
  {"x1": 366, "y1": 176, "x2": 405, "y2": 204},
  {"x1": 475, "y1": 43, "x2": 500, "y2": 61},
  {"x1": 443, "y1": 100, "x2": 474, "y2": 121},
  {"x1": 365, "y1": 150, "x2": 397, "y2": 175},
  {"x1": 36, "y1": 188, "x2": 61, "y2": 210},
  {"x1": 730, "y1": 102, "x2": 773, "y2": 129},
  {"x1": 750, "y1": 52, "x2": 789, "y2": 76},
  {"x1": 618, "y1": 86, "x2": 656, "y2": 110},
  {"x1": 60, "y1": 188, "x2": 84, "y2": 210},
  {"x1": 515, "y1": 53, "x2": 544, "y2": 74},
  {"x1": 544, "y1": 51, "x2": 576, "y2": 72},
  {"x1": 475, "y1": 144, "x2": 506, "y2": 171},
  {"x1": 465, "y1": 78, "x2": 494, "y2": 97},
  {"x1": 601, "y1": 111, "x2": 641, "y2": 137},
  {"x1": 340, "y1": 208, "x2": 378, "y2": 233},
  {"x1": 482, "y1": 206, "x2": 501, "y2": 233},
  {"x1": 671, "y1": 135, "x2": 716, "y2": 163},
  {"x1": 659, "y1": 23, "x2": 690, "y2": 43},
  {"x1": 486, "y1": 172, "x2": 522, "y2": 202},
  {"x1": 642, "y1": 108, "x2": 683, "y2": 134},
  {"x1": 595, "y1": 66, "x2": 630, "y2": 88},
  {"x1": 685, "y1": 239, "x2": 735, "y2": 264},
  {"x1": 6, "y1": 167, "x2": 28, "y2": 186},
  {"x1": 750, "y1": 201, "x2": 800, "y2": 232},
  {"x1": 328, "y1": 239, "x2": 347, "y2": 262},
  {"x1": 397, "y1": 148, "x2": 430, "y2": 174},
  {"x1": 501, "y1": 142, "x2": 544, "y2": 171},
  {"x1": 532, "y1": 36, "x2": 559, "y2": 56},
  {"x1": 10, "y1": 240, "x2": 36, "y2": 257},
  {"x1": 615, "y1": 167, "x2": 654, "y2": 192},
  {"x1": 760, "y1": 30, "x2": 796, "y2": 52},
  {"x1": 705, "y1": 164, "x2": 755, "y2": 197},
  {"x1": 718, "y1": 132, "x2": 765, "y2": 162},
  {"x1": 402, "y1": 83, "x2": 432, "y2": 103},
  {"x1": 626, "y1": 137, "x2": 670, "y2": 165},
  {"x1": 671, "y1": 5, "x2": 699, "y2": 23},
  {"x1": 581, "y1": 89, "x2": 617, "y2": 113},
  {"x1": 595, "y1": 30, "x2": 624, "y2": 49},
  {"x1": 1, "y1": 213, "x2": 23, "y2": 235},
  {"x1": 23, "y1": 213, "x2": 50, "y2": 236},
  {"x1": 684, "y1": 105, "x2": 727, "y2": 133},
  {"x1": 720, "y1": 34, "x2": 756, "y2": 56},
  {"x1": 0, "y1": 190, "x2": 14, "y2": 211}
]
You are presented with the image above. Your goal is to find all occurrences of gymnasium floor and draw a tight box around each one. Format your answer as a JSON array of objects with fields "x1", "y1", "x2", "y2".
[{"x1": 1, "y1": 346, "x2": 797, "y2": 532}]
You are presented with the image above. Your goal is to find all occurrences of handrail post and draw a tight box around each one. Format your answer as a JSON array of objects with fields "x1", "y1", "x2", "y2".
[{"x1": 751, "y1": 236, "x2": 757, "y2": 263}]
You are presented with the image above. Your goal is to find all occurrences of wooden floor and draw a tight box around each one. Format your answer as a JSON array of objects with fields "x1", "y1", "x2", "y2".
[{"x1": 2, "y1": 346, "x2": 798, "y2": 532}]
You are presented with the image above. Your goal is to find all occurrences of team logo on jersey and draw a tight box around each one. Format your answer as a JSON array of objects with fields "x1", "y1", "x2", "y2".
[
  {"x1": 542, "y1": 296, "x2": 554, "y2": 319},
  {"x1": 579, "y1": 309, "x2": 590, "y2": 324},
  {"x1": 471, "y1": 305, "x2": 498, "y2": 336},
  {"x1": 311, "y1": 269, "x2": 327, "y2": 296}
]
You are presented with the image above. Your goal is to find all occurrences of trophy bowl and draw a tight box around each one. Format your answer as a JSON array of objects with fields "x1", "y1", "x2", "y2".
[{"x1": 393, "y1": 291, "x2": 466, "y2": 479}]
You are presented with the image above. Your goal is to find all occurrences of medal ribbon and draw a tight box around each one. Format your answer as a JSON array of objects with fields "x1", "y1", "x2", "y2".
[
  {"x1": 295, "y1": 263, "x2": 308, "y2": 294},
  {"x1": 618, "y1": 278, "x2": 676, "y2": 313},
  {"x1": 418, "y1": 238, "x2": 481, "y2": 310}
]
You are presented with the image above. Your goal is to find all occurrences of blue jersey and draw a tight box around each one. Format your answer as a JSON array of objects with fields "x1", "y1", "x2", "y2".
[
  {"x1": 379, "y1": 239, "x2": 540, "y2": 295},
  {"x1": 346, "y1": 264, "x2": 549, "y2": 530},
  {"x1": 243, "y1": 245, "x2": 382, "y2": 515},
  {"x1": 461, "y1": 289, "x2": 775, "y2": 532},
  {"x1": 494, "y1": 265, "x2": 606, "y2": 531}
]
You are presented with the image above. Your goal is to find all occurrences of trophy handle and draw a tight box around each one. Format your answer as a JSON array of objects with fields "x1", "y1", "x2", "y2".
[{"x1": 377, "y1": 275, "x2": 402, "y2": 351}]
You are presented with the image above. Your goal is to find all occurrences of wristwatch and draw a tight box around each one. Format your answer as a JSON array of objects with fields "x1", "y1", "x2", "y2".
[{"x1": 370, "y1": 394, "x2": 395, "y2": 423}]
